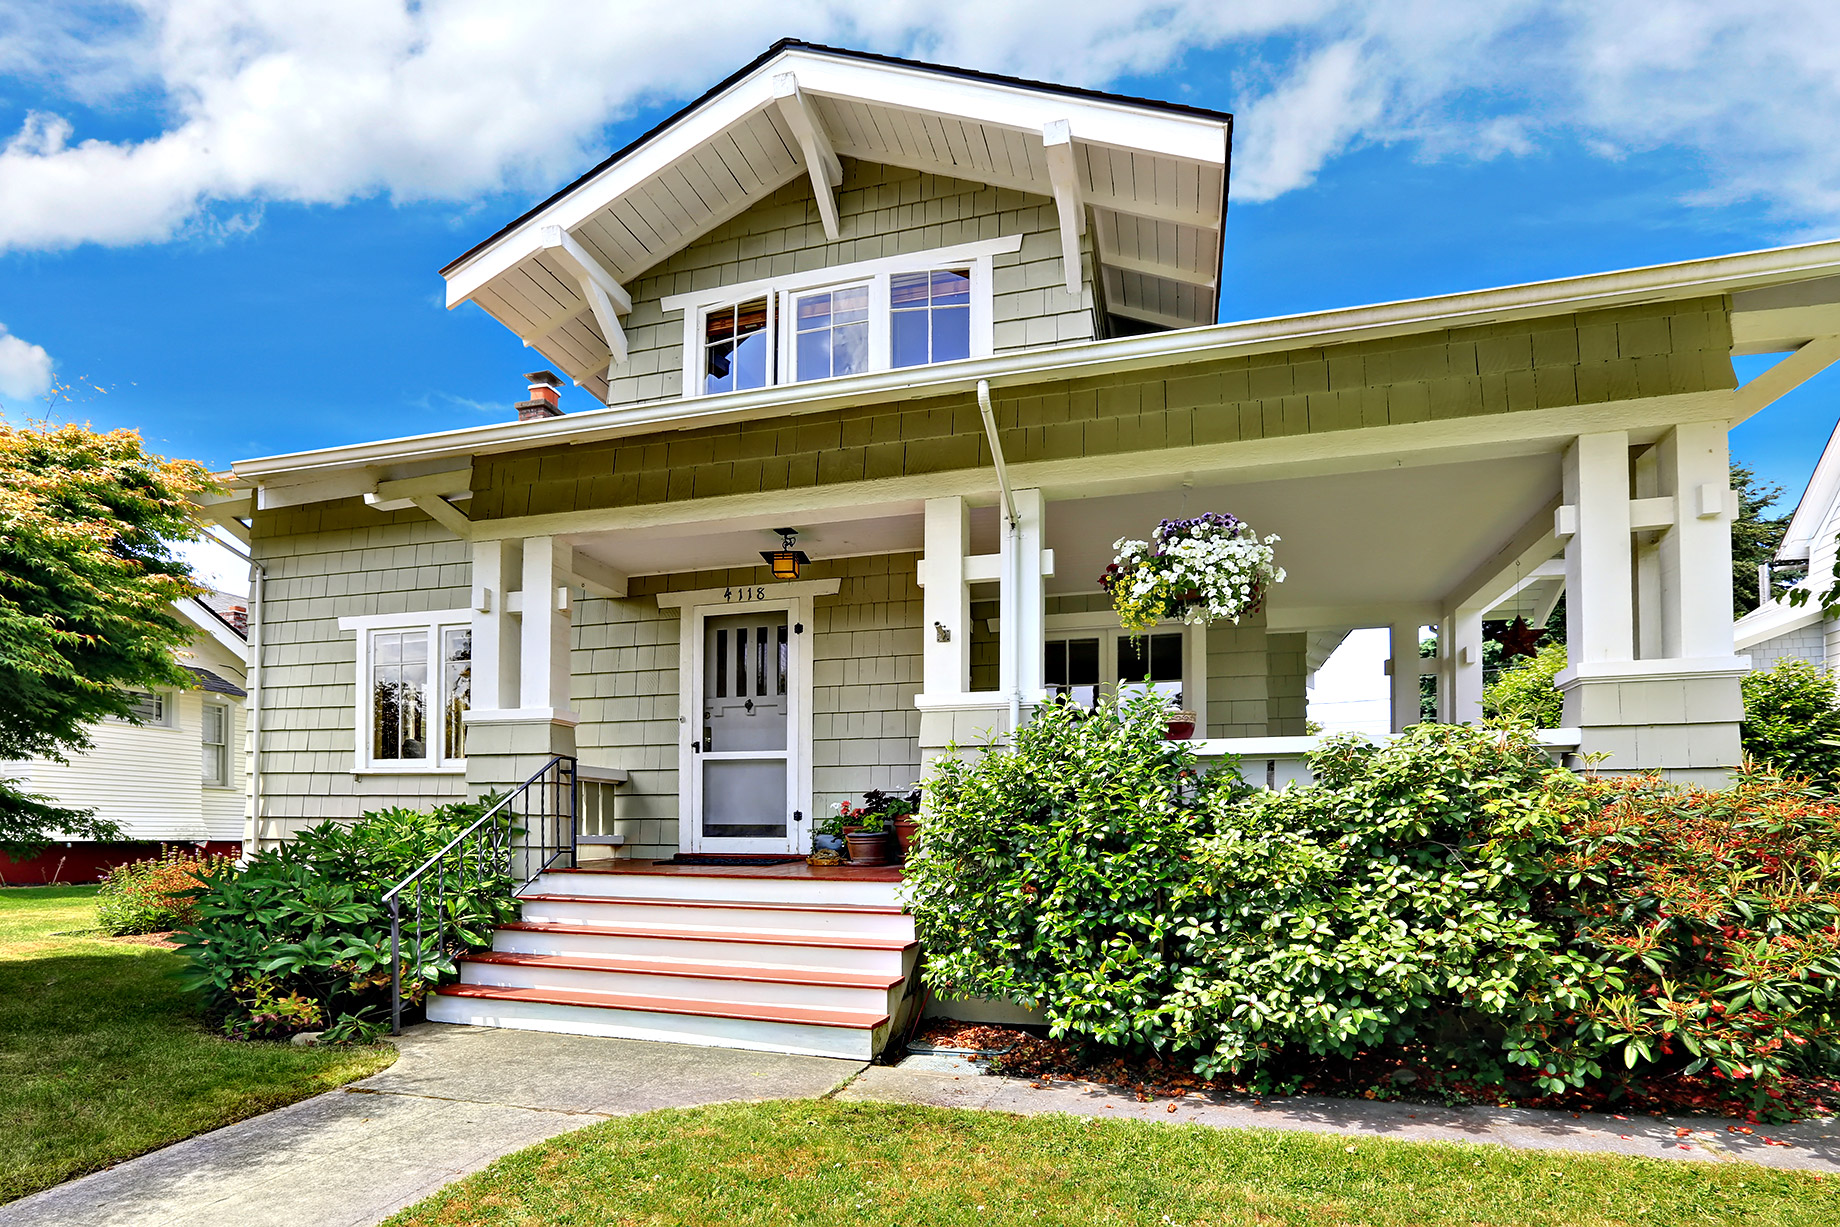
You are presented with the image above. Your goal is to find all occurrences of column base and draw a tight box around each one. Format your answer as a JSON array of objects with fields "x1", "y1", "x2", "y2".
[
  {"x1": 463, "y1": 710, "x2": 579, "y2": 799},
  {"x1": 1556, "y1": 659, "x2": 1745, "y2": 781}
]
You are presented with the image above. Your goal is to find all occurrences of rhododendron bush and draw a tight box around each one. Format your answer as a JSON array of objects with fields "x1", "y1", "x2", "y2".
[{"x1": 909, "y1": 709, "x2": 1840, "y2": 1120}]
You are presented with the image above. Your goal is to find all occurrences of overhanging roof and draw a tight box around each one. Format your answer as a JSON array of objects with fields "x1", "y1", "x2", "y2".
[{"x1": 441, "y1": 40, "x2": 1233, "y2": 401}]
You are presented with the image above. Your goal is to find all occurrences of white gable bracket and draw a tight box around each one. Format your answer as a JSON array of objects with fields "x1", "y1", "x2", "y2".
[
  {"x1": 1043, "y1": 120, "x2": 1086, "y2": 297},
  {"x1": 773, "y1": 73, "x2": 843, "y2": 242},
  {"x1": 540, "y1": 226, "x2": 633, "y2": 375}
]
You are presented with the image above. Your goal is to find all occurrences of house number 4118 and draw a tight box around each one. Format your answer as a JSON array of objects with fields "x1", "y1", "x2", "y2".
[{"x1": 724, "y1": 586, "x2": 768, "y2": 602}]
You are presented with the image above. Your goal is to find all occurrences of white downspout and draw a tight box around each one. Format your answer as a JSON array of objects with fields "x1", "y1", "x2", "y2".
[{"x1": 976, "y1": 379, "x2": 1025, "y2": 738}]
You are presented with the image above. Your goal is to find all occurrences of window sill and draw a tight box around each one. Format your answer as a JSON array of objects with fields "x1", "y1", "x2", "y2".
[{"x1": 350, "y1": 766, "x2": 467, "y2": 779}]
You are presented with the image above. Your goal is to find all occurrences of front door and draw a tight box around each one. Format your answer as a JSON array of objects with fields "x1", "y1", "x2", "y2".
[{"x1": 690, "y1": 607, "x2": 798, "y2": 852}]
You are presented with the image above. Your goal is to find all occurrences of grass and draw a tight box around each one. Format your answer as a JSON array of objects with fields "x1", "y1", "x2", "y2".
[
  {"x1": 387, "y1": 1098, "x2": 1837, "y2": 1227},
  {"x1": 0, "y1": 883, "x2": 396, "y2": 1204}
]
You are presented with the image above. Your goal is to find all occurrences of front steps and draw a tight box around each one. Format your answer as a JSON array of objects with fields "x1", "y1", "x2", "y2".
[{"x1": 426, "y1": 866, "x2": 916, "y2": 1060}]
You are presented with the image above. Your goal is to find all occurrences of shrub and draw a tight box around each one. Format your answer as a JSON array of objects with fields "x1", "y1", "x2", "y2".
[
  {"x1": 1741, "y1": 659, "x2": 1840, "y2": 789},
  {"x1": 95, "y1": 847, "x2": 237, "y2": 935},
  {"x1": 1482, "y1": 642, "x2": 1566, "y2": 728},
  {"x1": 176, "y1": 801, "x2": 514, "y2": 1039},
  {"x1": 1539, "y1": 769, "x2": 1840, "y2": 1114}
]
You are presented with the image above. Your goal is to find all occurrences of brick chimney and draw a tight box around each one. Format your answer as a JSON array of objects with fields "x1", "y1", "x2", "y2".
[
  {"x1": 517, "y1": 370, "x2": 565, "y2": 422},
  {"x1": 227, "y1": 605, "x2": 248, "y2": 636}
]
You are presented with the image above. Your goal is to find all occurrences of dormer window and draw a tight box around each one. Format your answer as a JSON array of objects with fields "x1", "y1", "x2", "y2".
[{"x1": 664, "y1": 236, "x2": 1019, "y2": 399}]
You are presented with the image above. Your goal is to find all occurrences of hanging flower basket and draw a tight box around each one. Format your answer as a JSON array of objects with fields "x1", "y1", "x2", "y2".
[{"x1": 1100, "y1": 513, "x2": 1285, "y2": 631}]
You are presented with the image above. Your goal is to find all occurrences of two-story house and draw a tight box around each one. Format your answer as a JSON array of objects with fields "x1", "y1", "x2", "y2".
[{"x1": 199, "y1": 41, "x2": 1840, "y2": 1055}]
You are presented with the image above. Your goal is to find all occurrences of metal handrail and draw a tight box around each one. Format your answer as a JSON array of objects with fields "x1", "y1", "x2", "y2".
[{"x1": 384, "y1": 754, "x2": 580, "y2": 1034}]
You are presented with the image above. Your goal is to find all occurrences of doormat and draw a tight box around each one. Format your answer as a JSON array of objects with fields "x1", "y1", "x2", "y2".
[{"x1": 665, "y1": 854, "x2": 808, "y2": 866}]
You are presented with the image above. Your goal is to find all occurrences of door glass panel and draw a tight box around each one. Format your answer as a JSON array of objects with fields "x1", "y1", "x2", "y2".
[
  {"x1": 701, "y1": 759, "x2": 788, "y2": 839},
  {"x1": 1046, "y1": 636, "x2": 1101, "y2": 709}
]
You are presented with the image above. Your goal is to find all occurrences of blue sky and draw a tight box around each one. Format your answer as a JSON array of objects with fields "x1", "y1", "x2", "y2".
[{"x1": 2, "y1": 2, "x2": 1837, "y2": 527}]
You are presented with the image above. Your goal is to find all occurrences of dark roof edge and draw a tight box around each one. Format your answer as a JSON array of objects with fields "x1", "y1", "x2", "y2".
[
  {"x1": 192, "y1": 594, "x2": 249, "y2": 641},
  {"x1": 439, "y1": 38, "x2": 1234, "y2": 278}
]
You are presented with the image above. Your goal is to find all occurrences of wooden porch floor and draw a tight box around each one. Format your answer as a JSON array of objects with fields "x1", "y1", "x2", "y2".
[{"x1": 570, "y1": 858, "x2": 905, "y2": 883}]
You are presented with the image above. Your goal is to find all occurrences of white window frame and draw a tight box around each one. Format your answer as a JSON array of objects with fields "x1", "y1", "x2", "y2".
[
  {"x1": 338, "y1": 609, "x2": 473, "y2": 774},
  {"x1": 113, "y1": 691, "x2": 174, "y2": 728},
  {"x1": 1039, "y1": 613, "x2": 1208, "y2": 720},
  {"x1": 201, "y1": 701, "x2": 232, "y2": 789},
  {"x1": 662, "y1": 235, "x2": 1022, "y2": 399}
]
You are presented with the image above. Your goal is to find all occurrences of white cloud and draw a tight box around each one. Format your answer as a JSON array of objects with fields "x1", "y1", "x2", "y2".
[
  {"x1": 0, "y1": 1, "x2": 1837, "y2": 252},
  {"x1": 0, "y1": 325, "x2": 54, "y2": 403}
]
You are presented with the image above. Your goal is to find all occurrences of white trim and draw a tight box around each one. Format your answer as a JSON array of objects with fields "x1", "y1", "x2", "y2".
[
  {"x1": 659, "y1": 237, "x2": 1021, "y2": 314},
  {"x1": 675, "y1": 593, "x2": 817, "y2": 855},
  {"x1": 342, "y1": 610, "x2": 475, "y2": 772},
  {"x1": 656, "y1": 578, "x2": 841, "y2": 608},
  {"x1": 1554, "y1": 656, "x2": 1752, "y2": 687}
]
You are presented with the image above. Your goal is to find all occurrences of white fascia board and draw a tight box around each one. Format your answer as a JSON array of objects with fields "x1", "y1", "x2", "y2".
[
  {"x1": 1734, "y1": 598, "x2": 1822, "y2": 651},
  {"x1": 777, "y1": 49, "x2": 1227, "y2": 165},
  {"x1": 175, "y1": 599, "x2": 249, "y2": 662},
  {"x1": 239, "y1": 238, "x2": 1840, "y2": 484}
]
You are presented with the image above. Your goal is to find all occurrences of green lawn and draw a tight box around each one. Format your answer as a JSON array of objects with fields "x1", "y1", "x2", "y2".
[
  {"x1": 387, "y1": 1099, "x2": 1837, "y2": 1227},
  {"x1": 0, "y1": 883, "x2": 395, "y2": 1204}
]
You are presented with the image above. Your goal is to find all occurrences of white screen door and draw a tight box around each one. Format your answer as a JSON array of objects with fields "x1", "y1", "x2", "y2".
[{"x1": 691, "y1": 608, "x2": 798, "y2": 852}]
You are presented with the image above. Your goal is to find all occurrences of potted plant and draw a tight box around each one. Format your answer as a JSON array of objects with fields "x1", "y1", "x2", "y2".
[
  {"x1": 812, "y1": 811, "x2": 847, "y2": 854},
  {"x1": 836, "y1": 802, "x2": 892, "y2": 866},
  {"x1": 866, "y1": 787, "x2": 922, "y2": 860},
  {"x1": 1100, "y1": 512, "x2": 1285, "y2": 631},
  {"x1": 1165, "y1": 708, "x2": 1198, "y2": 740}
]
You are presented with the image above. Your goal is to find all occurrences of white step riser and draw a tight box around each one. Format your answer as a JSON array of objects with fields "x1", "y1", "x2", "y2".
[
  {"x1": 518, "y1": 899, "x2": 916, "y2": 940},
  {"x1": 460, "y1": 961, "x2": 903, "y2": 1016},
  {"x1": 492, "y1": 928, "x2": 914, "y2": 977},
  {"x1": 532, "y1": 872, "x2": 903, "y2": 909},
  {"x1": 427, "y1": 995, "x2": 881, "y2": 1062}
]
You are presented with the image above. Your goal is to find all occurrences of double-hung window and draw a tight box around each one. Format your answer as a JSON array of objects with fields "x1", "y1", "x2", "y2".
[
  {"x1": 201, "y1": 702, "x2": 231, "y2": 788},
  {"x1": 115, "y1": 691, "x2": 172, "y2": 726},
  {"x1": 340, "y1": 611, "x2": 472, "y2": 771},
  {"x1": 665, "y1": 236, "x2": 1019, "y2": 398}
]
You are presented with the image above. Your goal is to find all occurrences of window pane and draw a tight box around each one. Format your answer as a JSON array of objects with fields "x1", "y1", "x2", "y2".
[
  {"x1": 797, "y1": 329, "x2": 829, "y2": 379},
  {"x1": 832, "y1": 284, "x2": 869, "y2": 323},
  {"x1": 891, "y1": 309, "x2": 929, "y2": 369},
  {"x1": 1068, "y1": 637, "x2": 1100, "y2": 685},
  {"x1": 373, "y1": 630, "x2": 427, "y2": 761},
  {"x1": 705, "y1": 305, "x2": 738, "y2": 345},
  {"x1": 1045, "y1": 640, "x2": 1067, "y2": 686},
  {"x1": 756, "y1": 625, "x2": 768, "y2": 696},
  {"x1": 715, "y1": 625, "x2": 727, "y2": 698},
  {"x1": 932, "y1": 305, "x2": 970, "y2": 363},
  {"x1": 732, "y1": 329, "x2": 768, "y2": 390},
  {"x1": 931, "y1": 268, "x2": 970, "y2": 304},
  {"x1": 796, "y1": 291, "x2": 832, "y2": 331},
  {"x1": 704, "y1": 339, "x2": 734, "y2": 394},
  {"x1": 891, "y1": 270, "x2": 930, "y2": 308},
  {"x1": 833, "y1": 321, "x2": 868, "y2": 376},
  {"x1": 1119, "y1": 634, "x2": 1148, "y2": 682},
  {"x1": 444, "y1": 628, "x2": 471, "y2": 761},
  {"x1": 777, "y1": 624, "x2": 788, "y2": 695},
  {"x1": 736, "y1": 626, "x2": 748, "y2": 697}
]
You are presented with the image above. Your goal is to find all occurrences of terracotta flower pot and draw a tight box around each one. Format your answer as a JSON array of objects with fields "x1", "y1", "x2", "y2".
[
  {"x1": 891, "y1": 816, "x2": 920, "y2": 860},
  {"x1": 1166, "y1": 710, "x2": 1198, "y2": 740},
  {"x1": 844, "y1": 829, "x2": 892, "y2": 866}
]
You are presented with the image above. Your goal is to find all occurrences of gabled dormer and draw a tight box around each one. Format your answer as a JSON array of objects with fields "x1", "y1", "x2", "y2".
[{"x1": 441, "y1": 40, "x2": 1231, "y2": 407}]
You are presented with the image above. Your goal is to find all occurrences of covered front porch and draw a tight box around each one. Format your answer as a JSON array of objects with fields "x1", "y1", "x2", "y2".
[{"x1": 456, "y1": 416, "x2": 1742, "y2": 861}]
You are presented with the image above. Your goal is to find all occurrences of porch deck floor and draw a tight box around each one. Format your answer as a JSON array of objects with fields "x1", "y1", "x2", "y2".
[{"x1": 571, "y1": 858, "x2": 904, "y2": 883}]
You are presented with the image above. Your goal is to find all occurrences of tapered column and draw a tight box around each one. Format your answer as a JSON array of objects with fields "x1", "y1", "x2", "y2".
[
  {"x1": 1449, "y1": 609, "x2": 1485, "y2": 726},
  {"x1": 1659, "y1": 421, "x2": 1736, "y2": 659},
  {"x1": 1389, "y1": 621, "x2": 1421, "y2": 732},
  {"x1": 998, "y1": 489, "x2": 1046, "y2": 706},
  {"x1": 1563, "y1": 432, "x2": 1635, "y2": 667},
  {"x1": 470, "y1": 539, "x2": 520, "y2": 711},
  {"x1": 520, "y1": 535, "x2": 574, "y2": 713}
]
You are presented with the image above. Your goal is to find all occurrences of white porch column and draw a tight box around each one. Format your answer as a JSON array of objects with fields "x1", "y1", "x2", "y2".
[
  {"x1": 998, "y1": 488, "x2": 1047, "y2": 708},
  {"x1": 1448, "y1": 609, "x2": 1486, "y2": 726},
  {"x1": 920, "y1": 496, "x2": 971, "y2": 695},
  {"x1": 1388, "y1": 621, "x2": 1421, "y2": 732},
  {"x1": 1658, "y1": 421, "x2": 1737, "y2": 659},
  {"x1": 469, "y1": 539, "x2": 520, "y2": 711},
  {"x1": 520, "y1": 535, "x2": 574, "y2": 714},
  {"x1": 1562, "y1": 431, "x2": 1635, "y2": 666}
]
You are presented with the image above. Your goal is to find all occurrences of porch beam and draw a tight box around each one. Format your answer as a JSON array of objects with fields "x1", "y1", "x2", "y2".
[
  {"x1": 564, "y1": 553, "x2": 629, "y2": 600},
  {"x1": 408, "y1": 494, "x2": 474, "y2": 539},
  {"x1": 1104, "y1": 301, "x2": 1198, "y2": 331},
  {"x1": 1043, "y1": 120, "x2": 1086, "y2": 297},
  {"x1": 1443, "y1": 496, "x2": 1562, "y2": 616},
  {"x1": 1733, "y1": 333, "x2": 1840, "y2": 421},
  {"x1": 539, "y1": 226, "x2": 632, "y2": 374},
  {"x1": 364, "y1": 468, "x2": 475, "y2": 512},
  {"x1": 774, "y1": 74, "x2": 843, "y2": 242}
]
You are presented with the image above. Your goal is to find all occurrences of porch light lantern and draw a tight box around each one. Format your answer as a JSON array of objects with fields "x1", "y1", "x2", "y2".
[{"x1": 761, "y1": 528, "x2": 811, "y2": 581}]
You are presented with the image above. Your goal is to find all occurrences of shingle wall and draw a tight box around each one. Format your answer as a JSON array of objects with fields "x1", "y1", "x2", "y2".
[
  {"x1": 470, "y1": 298, "x2": 1737, "y2": 524},
  {"x1": 603, "y1": 159, "x2": 1097, "y2": 406}
]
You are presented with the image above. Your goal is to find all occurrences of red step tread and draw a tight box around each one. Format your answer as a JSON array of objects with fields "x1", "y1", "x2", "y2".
[
  {"x1": 497, "y1": 920, "x2": 918, "y2": 952},
  {"x1": 516, "y1": 893, "x2": 905, "y2": 916},
  {"x1": 465, "y1": 950, "x2": 902, "y2": 990},
  {"x1": 436, "y1": 982, "x2": 889, "y2": 1030}
]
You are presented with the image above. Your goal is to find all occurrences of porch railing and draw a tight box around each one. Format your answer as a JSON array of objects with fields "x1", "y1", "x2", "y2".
[
  {"x1": 381, "y1": 754, "x2": 579, "y2": 1034},
  {"x1": 1192, "y1": 729, "x2": 1585, "y2": 789}
]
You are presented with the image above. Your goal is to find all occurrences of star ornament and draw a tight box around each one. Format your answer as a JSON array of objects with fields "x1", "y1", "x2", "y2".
[{"x1": 1495, "y1": 616, "x2": 1543, "y2": 660}]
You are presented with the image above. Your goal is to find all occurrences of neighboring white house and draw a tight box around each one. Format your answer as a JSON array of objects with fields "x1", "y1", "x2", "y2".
[
  {"x1": 0, "y1": 593, "x2": 250, "y2": 884},
  {"x1": 1736, "y1": 419, "x2": 1840, "y2": 670}
]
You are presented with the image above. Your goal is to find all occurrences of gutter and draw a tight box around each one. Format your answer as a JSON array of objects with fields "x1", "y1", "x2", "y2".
[{"x1": 234, "y1": 235, "x2": 1840, "y2": 486}]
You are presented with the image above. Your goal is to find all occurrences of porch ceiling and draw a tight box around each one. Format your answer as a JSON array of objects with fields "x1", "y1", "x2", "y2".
[{"x1": 566, "y1": 451, "x2": 1562, "y2": 628}]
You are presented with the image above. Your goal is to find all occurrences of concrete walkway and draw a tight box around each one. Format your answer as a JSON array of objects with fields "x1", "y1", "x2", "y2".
[
  {"x1": 840, "y1": 1054, "x2": 1840, "y2": 1174},
  {"x1": 0, "y1": 1024, "x2": 861, "y2": 1227}
]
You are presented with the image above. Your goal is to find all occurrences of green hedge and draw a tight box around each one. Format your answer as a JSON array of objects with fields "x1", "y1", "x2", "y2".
[{"x1": 908, "y1": 697, "x2": 1840, "y2": 1116}]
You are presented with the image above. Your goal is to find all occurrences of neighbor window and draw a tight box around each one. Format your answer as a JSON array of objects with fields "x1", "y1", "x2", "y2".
[
  {"x1": 115, "y1": 691, "x2": 172, "y2": 726},
  {"x1": 201, "y1": 702, "x2": 231, "y2": 787},
  {"x1": 666, "y1": 237, "x2": 1016, "y2": 399},
  {"x1": 341, "y1": 610, "x2": 471, "y2": 771}
]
